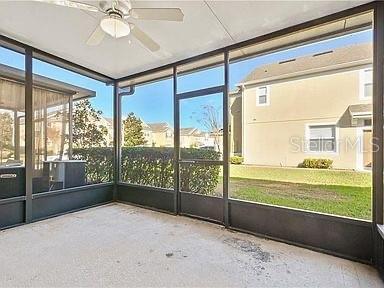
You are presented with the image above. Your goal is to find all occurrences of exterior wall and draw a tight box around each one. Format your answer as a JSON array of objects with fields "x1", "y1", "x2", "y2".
[
  {"x1": 242, "y1": 68, "x2": 371, "y2": 170},
  {"x1": 142, "y1": 128, "x2": 153, "y2": 147},
  {"x1": 152, "y1": 131, "x2": 173, "y2": 147},
  {"x1": 180, "y1": 134, "x2": 199, "y2": 148}
]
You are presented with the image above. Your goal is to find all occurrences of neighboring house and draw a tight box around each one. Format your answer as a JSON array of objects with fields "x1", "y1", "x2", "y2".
[
  {"x1": 139, "y1": 122, "x2": 173, "y2": 147},
  {"x1": 232, "y1": 43, "x2": 372, "y2": 170},
  {"x1": 137, "y1": 121, "x2": 222, "y2": 151},
  {"x1": 141, "y1": 121, "x2": 153, "y2": 147},
  {"x1": 180, "y1": 127, "x2": 222, "y2": 151},
  {"x1": 180, "y1": 128, "x2": 201, "y2": 148},
  {"x1": 146, "y1": 122, "x2": 173, "y2": 147}
]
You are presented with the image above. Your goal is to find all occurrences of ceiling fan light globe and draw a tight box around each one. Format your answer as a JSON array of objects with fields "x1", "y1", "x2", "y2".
[{"x1": 100, "y1": 16, "x2": 130, "y2": 38}]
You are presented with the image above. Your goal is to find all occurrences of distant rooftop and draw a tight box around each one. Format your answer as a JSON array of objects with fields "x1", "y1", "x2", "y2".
[
  {"x1": 180, "y1": 127, "x2": 199, "y2": 136},
  {"x1": 147, "y1": 122, "x2": 172, "y2": 133},
  {"x1": 239, "y1": 43, "x2": 372, "y2": 86}
]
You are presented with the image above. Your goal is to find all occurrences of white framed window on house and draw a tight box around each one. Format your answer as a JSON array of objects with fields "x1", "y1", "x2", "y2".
[
  {"x1": 359, "y1": 68, "x2": 373, "y2": 99},
  {"x1": 307, "y1": 124, "x2": 337, "y2": 153},
  {"x1": 166, "y1": 130, "x2": 173, "y2": 138},
  {"x1": 256, "y1": 86, "x2": 269, "y2": 106}
]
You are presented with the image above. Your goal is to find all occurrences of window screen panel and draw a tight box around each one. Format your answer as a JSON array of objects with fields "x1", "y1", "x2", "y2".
[{"x1": 309, "y1": 125, "x2": 335, "y2": 139}]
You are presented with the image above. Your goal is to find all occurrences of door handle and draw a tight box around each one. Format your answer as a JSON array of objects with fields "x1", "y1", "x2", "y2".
[
  {"x1": 180, "y1": 160, "x2": 196, "y2": 164},
  {"x1": 0, "y1": 174, "x2": 17, "y2": 179}
]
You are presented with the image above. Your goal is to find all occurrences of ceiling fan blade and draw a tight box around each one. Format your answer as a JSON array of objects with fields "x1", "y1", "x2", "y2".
[
  {"x1": 33, "y1": 0, "x2": 101, "y2": 13},
  {"x1": 130, "y1": 8, "x2": 184, "y2": 22},
  {"x1": 130, "y1": 24, "x2": 160, "y2": 52},
  {"x1": 86, "y1": 25, "x2": 105, "y2": 46}
]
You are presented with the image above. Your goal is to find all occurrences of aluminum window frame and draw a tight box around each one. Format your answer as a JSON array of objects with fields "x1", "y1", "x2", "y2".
[
  {"x1": 256, "y1": 85, "x2": 270, "y2": 106},
  {"x1": 359, "y1": 67, "x2": 374, "y2": 100},
  {"x1": 305, "y1": 123, "x2": 338, "y2": 154}
]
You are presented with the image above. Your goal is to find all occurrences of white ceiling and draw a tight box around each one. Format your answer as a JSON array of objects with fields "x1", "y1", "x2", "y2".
[{"x1": 0, "y1": 0, "x2": 370, "y2": 79}]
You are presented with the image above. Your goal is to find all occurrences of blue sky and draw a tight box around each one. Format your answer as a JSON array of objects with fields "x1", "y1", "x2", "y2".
[
  {"x1": 123, "y1": 29, "x2": 372, "y2": 130},
  {"x1": 0, "y1": 29, "x2": 372, "y2": 130}
]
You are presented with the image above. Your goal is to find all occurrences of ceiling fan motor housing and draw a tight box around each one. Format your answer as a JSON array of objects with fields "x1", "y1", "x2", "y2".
[{"x1": 99, "y1": 0, "x2": 131, "y2": 16}]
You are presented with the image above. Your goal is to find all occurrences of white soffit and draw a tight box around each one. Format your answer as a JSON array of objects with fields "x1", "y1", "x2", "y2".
[{"x1": 0, "y1": 1, "x2": 370, "y2": 79}]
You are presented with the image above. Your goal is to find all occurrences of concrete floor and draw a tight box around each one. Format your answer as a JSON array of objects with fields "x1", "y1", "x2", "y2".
[{"x1": 0, "y1": 203, "x2": 382, "y2": 287}]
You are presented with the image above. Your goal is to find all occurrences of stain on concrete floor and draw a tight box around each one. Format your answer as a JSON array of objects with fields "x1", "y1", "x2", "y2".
[{"x1": 223, "y1": 237, "x2": 272, "y2": 262}]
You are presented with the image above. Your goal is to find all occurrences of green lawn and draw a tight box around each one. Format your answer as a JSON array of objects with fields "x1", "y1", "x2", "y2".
[{"x1": 225, "y1": 165, "x2": 372, "y2": 220}]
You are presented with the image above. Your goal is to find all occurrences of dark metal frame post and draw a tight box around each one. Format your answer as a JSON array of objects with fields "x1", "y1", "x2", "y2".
[
  {"x1": 223, "y1": 51, "x2": 229, "y2": 227},
  {"x1": 173, "y1": 66, "x2": 180, "y2": 214},
  {"x1": 68, "y1": 95, "x2": 73, "y2": 159},
  {"x1": 13, "y1": 110, "x2": 20, "y2": 160},
  {"x1": 113, "y1": 81, "x2": 120, "y2": 200},
  {"x1": 25, "y1": 47, "x2": 33, "y2": 223},
  {"x1": 43, "y1": 105, "x2": 48, "y2": 161},
  {"x1": 373, "y1": 1, "x2": 384, "y2": 268}
]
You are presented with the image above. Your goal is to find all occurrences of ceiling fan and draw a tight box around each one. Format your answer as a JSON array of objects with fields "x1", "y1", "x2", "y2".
[{"x1": 34, "y1": 0, "x2": 184, "y2": 51}]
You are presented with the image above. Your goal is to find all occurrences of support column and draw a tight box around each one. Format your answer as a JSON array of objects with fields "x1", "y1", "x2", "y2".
[
  {"x1": 25, "y1": 47, "x2": 33, "y2": 223},
  {"x1": 13, "y1": 110, "x2": 20, "y2": 160},
  {"x1": 173, "y1": 66, "x2": 180, "y2": 215},
  {"x1": 43, "y1": 104, "x2": 47, "y2": 161},
  {"x1": 373, "y1": 1, "x2": 384, "y2": 269},
  {"x1": 68, "y1": 95, "x2": 73, "y2": 159},
  {"x1": 223, "y1": 51, "x2": 230, "y2": 228},
  {"x1": 113, "y1": 81, "x2": 120, "y2": 200}
]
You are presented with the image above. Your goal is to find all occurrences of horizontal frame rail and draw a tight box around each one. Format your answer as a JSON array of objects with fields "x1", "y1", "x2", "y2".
[
  {"x1": 0, "y1": 196, "x2": 26, "y2": 205},
  {"x1": 176, "y1": 85, "x2": 224, "y2": 100},
  {"x1": 31, "y1": 182, "x2": 114, "y2": 199},
  {"x1": 179, "y1": 159, "x2": 223, "y2": 165}
]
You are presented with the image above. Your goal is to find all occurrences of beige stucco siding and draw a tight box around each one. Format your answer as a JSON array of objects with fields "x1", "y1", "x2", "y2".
[
  {"x1": 243, "y1": 119, "x2": 358, "y2": 169},
  {"x1": 242, "y1": 69, "x2": 371, "y2": 169},
  {"x1": 152, "y1": 131, "x2": 173, "y2": 147}
]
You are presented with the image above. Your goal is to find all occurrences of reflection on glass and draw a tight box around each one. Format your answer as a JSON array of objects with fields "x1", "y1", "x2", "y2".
[
  {"x1": 229, "y1": 29, "x2": 373, "y2": 220},
  {"x1": 31, "y1": 58, "x2": 113, "y2": 193},
  {"x1": 0, "y1": 48, "x2": 25, "y2": 199},
  {"x1": 180, "y1": 163, "x2": 222, "y2": 197},
  {"x1": 180, "y1": 93, "x2": 223, "y2": 160}
]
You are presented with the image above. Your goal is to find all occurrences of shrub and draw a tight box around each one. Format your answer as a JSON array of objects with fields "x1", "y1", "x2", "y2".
[
  {"x1": 72, "y1": 147, "x2": 113, "y2": 184},
  {"x1": 298, "y1": 158, "x2": 333, "y2": 169},
  {"x1": 72, "y1": 147, "x2": 221, "y2": 195},
  {"x1": 230, "y1": 156, "x2": 244, "y2": 165}
]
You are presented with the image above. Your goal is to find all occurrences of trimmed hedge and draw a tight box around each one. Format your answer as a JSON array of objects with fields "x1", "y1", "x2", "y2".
[
  {"x1": 72, "y1": 147, "x2": 221, "y2": 195},
  {"x1": 298, "y1": 158, "x2": 333, "y2": 169},
  {"x1": 72, "y1": 147, "x2": 113, "y2": 184}
]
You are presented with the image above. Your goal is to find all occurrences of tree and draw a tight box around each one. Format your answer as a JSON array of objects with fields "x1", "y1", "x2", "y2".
[
  {"x1": 198, "y1": 104, "x2": 223, "y2": 152},
  {"x1": 123, "y1": 112, "x2": 146, "y2": 147},
  {"x1": 0, "y1": 112, "x2": 13, "y2": 163},
  {"x1": 73, "y1": 100, "x2": 108, "y2": 148}
]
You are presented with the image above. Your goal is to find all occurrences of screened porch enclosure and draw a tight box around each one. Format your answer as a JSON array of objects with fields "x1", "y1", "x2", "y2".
[{"x1": 0, "y1": 1, "x2": 384, "y2": 281}]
